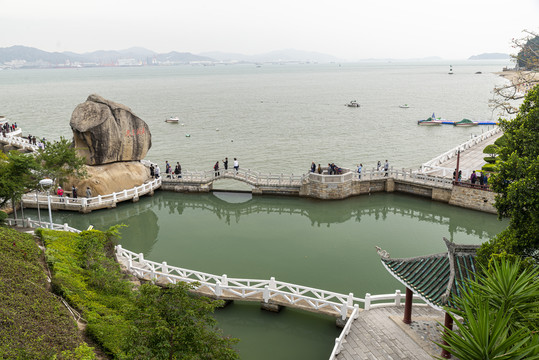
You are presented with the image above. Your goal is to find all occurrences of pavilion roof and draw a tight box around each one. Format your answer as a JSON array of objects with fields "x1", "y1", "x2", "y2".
[{"x1": 376, "y1": 238, "x2": 480, "y2": 310}]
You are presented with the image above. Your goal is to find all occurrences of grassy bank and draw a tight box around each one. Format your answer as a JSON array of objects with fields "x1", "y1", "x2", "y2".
[{"x1": 0, "y1": 226, "x2": 95, "y2": 359}]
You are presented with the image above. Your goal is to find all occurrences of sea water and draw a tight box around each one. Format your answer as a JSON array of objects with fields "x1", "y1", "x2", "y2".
[{"x1": 2, "y1": 61, "x2": 511, "y2": 359}]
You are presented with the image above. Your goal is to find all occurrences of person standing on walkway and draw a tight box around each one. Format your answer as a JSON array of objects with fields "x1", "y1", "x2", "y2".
[
  {"x1": 223, "y1": 157, "x2": 228, "y2": 170},
  {"x1": 311, "y1": 162, "x2": 316, "y2": 173},
  {"x1": 317, "y1": 164, "x2": 322, "y2": 174},
  {"x1": 470, "y1": 170, "x2": 477, "y2": 185},
  {"x1": 150, "y1": 164, "x2": 155, "y2": 178},
  {"x1": 233, "y1": 158, "x2": 239, "y2": 173},
  {"x1": 57, "y1": 186, "x2": 64, "y2": 202},
  {"x1": 377, "y1": 161, "x2": 381, "y2": 172},
  {"x1": 357, "y1": 164, "x2": 363, "y2": 179},
  {"x1": 214, "y1": 161, "x2": 220, "y2": 176},
  {"x1": 155, "y1": 166, "x2": 160, "y2": 178},
  {"x1": 86, "y1": 187, "x2": 92, "y2": 203},
  {"x1": 72, "y1": 186, "x2": 77, "y2": 199},
  {"x1": 384, "y1": 160, "x2": 389, "y2": 177},
  {"x1": 174, "y1": 162, "x2": 182, "y2": 178}
]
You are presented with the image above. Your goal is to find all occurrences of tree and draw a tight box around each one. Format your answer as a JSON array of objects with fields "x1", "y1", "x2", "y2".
[
  {"x1": 436, "y1": 258, "x2": 539, "y2": 360},
  {"x1": 124, "y1": 282, "x2": 239, "y2": 360},
  {"x1": 477, "y1": 84, "x2": 539, "y2": 264},
  {"x1": 0, "y1": 151, "x2": 40, "y2": 218},
  {"x1": 491, "y1": 30, "x2": 539, "y2": 115},
  {"x1": 36, "y1": 136, "x2": 87, "y2": 187}
]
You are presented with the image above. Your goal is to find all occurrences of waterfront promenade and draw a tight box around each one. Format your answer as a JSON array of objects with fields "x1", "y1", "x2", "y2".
[{"x1": 420, "y1": 126, "x2": 502, "y2": 179}]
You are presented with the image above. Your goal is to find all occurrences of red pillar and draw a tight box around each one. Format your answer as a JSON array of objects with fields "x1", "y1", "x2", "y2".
[
  {"x1": 441, "y1": 312, "x2": 454, "y2": 359},
  {"x1": 403, "y1": 287, "x2": 413, "y2": 324},
  {"x1": 454, "y1": 150, "x2": 460, "y2": 183}
]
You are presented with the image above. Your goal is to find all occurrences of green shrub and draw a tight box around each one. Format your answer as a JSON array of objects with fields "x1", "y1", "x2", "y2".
[
  {"x1": 484, "y1": 156, "x2": 497, "y2": 164},
  {"x1": 0, "y1": 210, "x2": 7, "y2": 225},
  {"x1": 482, "y1": 163, "x2": 497, "y2": 172}
]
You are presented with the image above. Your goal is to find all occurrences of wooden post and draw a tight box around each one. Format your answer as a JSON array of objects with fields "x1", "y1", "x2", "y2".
[
  {"x1": 441, "y1": 312, "x2": 454, "y2": 358},
  {"x1": 403, "y1": 287, "x2": 413, "y2": 324}
]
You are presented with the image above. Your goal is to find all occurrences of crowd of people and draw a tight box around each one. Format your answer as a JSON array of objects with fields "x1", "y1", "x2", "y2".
[
  {"x1": 455, "y1": 169, "x2": 490, "y2": 187},
  {"x1": 1, "y1": 121, "x2": 17, "y2": 135},
  {"x1": 309, "y1": 160, "x2": 390, "y2": 178}
]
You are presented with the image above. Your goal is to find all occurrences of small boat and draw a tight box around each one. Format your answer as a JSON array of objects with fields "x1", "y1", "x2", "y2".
[
  {"x1": 165, "y1": 116, "x2": 180, "y2": 123},
  {"x1": 185, "y1": 133, "x2": 191, "y2": 137},
  {"x1": 346, "y1": 100, "x2": 360, "y2": 107},
  {"x1": 399, "y1": 104, "x2": 410, "y2": 109},
  {"x1": 418, "y1": 113, "x2": 443, "y2": 126},
  {"x1": 448, "y1": 65, "x2": 453, "y2": 75},
  {"x1": 454, "y1": 118, "x2": 478, "y2": 127}
]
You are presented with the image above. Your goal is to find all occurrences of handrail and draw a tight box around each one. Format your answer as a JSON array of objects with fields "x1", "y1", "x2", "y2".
[
  {"x1": 21, "y1": 177, "x2": 162, "y2": 210},
  {"x1": 5, "y1": 217, "x2": 81, "y2": 233},
  {"x1": 0, "y1": 131, "x2": 40, "y2": 152},
  {"x1": 328, "y1": 305, "x2": 360, "y2": 359},
  {"x1": 420, "y1": 127, "x2": 502, "y2": 174}
]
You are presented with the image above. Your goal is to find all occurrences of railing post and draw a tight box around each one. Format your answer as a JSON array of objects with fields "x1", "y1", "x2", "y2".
[
  {"x1": 269, "y1": 277, "x2": 276, "y2": 290},
  {"x1": 124, "y1": 189, "x2": 128, "y2": 197},
  {"x1": 139, "y1": 253, "x2": 144, "y2": 263},
  {"x1": 340, "y1": 303, "x2": 347, "y2": 320},
  {"x1": 98, "y1": 195, "x2": 102, "y2": 204},
  {"x1": 364, "y1": 293, "x2": 371, "y2": 311},
  {"x1": 82, "y1": 198, "x2": 87, "y2": 207},
  {"x1": 63, "y1": 223, "x2": 68, "y2": 231},
  {"x1": 222, "y1": 274, "x2": 228, "y2": 286},
  {"x1": 347, "y1": 293, "x2": 354, "y2": 307},
  {"x1": 162, "y1": 261, "x2": 169, "y2": 275},
  {"x1": 216, "y1": 281, "x2": 222, "y2": 297},
  {"x1": 394, "y1": 289, "x2": 402, "y2": 306},
  {"x1": 263, "y1": 285, "x2": 270, "y2": 303}
]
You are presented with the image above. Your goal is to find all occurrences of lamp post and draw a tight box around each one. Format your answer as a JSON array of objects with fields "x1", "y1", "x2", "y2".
[{"x1": 39, "y1": 179, "x2": 53, "y2": 229}]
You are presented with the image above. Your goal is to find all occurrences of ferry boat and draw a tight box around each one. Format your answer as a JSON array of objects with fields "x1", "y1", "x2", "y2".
[
  {"x1": 165, "y1": 116, "x2": 180, "y2": 123},
  {"x1": 346, "y1": 100, "x2": 360, "y2": 107},
  {"x1": 454, "y1": 118, "x2": 478, "y2": 127}
]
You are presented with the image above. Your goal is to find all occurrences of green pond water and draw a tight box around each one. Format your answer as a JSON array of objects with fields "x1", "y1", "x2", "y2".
[{"x1": 24, "y1": 191, "x2": 507, "y2": 359}]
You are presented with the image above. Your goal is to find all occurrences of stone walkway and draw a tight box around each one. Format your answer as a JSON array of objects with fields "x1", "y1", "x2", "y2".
[
  {"x1": 336, "y1": 306, "x2": 446, "y2": 360},
  {"x1": 428, "y1": 131, "x2": 503, "y2": 178}
]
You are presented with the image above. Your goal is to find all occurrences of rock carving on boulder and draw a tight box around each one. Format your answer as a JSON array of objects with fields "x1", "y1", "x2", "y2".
[{"x1": 70, "y1": 94, "x2": 152, "y2": 165}]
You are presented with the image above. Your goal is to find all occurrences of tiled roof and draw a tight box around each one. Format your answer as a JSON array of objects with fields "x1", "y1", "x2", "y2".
[{"x1": 376, "y1": 238, "x2": 480, "y2": 310}]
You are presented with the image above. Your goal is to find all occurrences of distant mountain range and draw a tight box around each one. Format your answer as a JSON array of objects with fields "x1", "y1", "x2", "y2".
[
  {"x1": 0, "y1": 46, "x2": 512, "y2": 69},
  {"x1": 468, "y1": 53, "x2": 510, "y2": 60}
]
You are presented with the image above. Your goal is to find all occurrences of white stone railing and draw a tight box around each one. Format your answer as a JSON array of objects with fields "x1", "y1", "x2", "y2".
[
  {"x1": 308, "y1": 168, "x2": 355, "y2": 183},
  {"x1": 21, "y1": 177, "x2": 161, "y2": 211},
  {"x1": 0, "y1": 130, "x2": 40, "y2": 152},
  {"x1": 5, "y1": 217, "x2": 81, "y2": 233},
  {"x1": 162, "y1": 168, "x2": 306, "y2": 187},
  {"x1": 420, "y1": 126, "x2": 502, "y2": 174},
  {"x1": 329, "y1": 304, "x2": 360, "y2": 359}
]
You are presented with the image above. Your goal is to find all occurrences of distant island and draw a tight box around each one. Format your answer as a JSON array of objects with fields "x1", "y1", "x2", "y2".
[{"x1": 468, "y1": 53, "x2": 510, "y2": 60}]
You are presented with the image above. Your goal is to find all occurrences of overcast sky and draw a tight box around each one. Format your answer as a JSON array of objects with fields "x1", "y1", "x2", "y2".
[{"x1": 1, "y1": 0, "x2": 538, "y2": 60}]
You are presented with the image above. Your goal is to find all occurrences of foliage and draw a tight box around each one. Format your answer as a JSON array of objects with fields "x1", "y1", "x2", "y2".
[
  {"x1": 517, "y1": 34, "x2": 539, "y2": 70},
  {"x1": 482, "y1": 144, "x2": 498, "y2": 158},
  {"x1": 0, "y1": 227, "x2": 94, "y2": 359},
  {"x1": 483, "y1": 156, "x2": 496, "y2": 164},
  {"x1": 481, "y1": 163, "x2": 497, "y2": 172},
  {"x1": 124, "y1": 282, "x2": 239, "y2": 360},
  {"x1": 40, "y1": 227, "x2": 239, "y2": 359},
  {"x1": 491, "y1": 30, "x2": 539, "y2": 114},
  {"x1": 36, "y1": 136, "x2": 87, "y2": 187},
  {"x1": 0, "y1": 150, "x2": 40, "y2": 208},
  {"x1": 0, "y1": 210, "x2": 7, "y2": 225},
  {"x1": 436, "y1": 258, "x2": 539, "y2": 360},
  {"x1": 478, "y1": 84, "x2": 539, "y2": 264}
]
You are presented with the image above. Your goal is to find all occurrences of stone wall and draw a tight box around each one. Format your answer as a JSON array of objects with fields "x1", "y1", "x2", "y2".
[
  {"x1": 448, "y1": 186, "x2": 497, "y2": 214},
  {"x1": 394, "y1": 181, "x2": 432, "y2": 198}
]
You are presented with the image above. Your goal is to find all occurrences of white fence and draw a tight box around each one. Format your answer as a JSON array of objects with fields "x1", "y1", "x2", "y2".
[
  {"x1": 0, "y1": 131, "x2": 39, "y2": 152},
  {"x1": 420, "y1": 126, "x2": 502, "y2": 176},
  {"x1": 21, "y1": 178, "x2": 161, "y2": 211},
  {"x1": 5, "y1": 217, "x2": 81, "y2": 233},
  {"x1": 162, "y1": 168, "x2": 306, "y2": 187}
]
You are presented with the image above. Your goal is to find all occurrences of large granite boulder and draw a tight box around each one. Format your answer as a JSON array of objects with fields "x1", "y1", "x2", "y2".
[{"x1": 70, "y1": 94, "x2": 151, "y2": 165}]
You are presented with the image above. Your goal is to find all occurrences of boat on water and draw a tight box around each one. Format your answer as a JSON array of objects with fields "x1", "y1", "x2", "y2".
[
  {"x1": 165, "y1": 116, "x2": 180, "y2": 123},
  {"x1": 454, "y1": 118, "x2": 478, "y2": 127},
  {"x1": 399, "y1": 104, "x2": 409, "y2": 109},
  {"x1": 418, "y1": 113, "x2": 443, "y2": 126},
  {"x1": 448, "y1": 65, "x2": 453, "y2": 75},
  {"x1": 346, "y1": 100, "x2": 360, "y2": 107}
]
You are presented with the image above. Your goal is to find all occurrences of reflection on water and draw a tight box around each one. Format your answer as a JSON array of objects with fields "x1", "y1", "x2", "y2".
[{"x1": 23, "y1": 191, "x2": 507, "y2": 360}]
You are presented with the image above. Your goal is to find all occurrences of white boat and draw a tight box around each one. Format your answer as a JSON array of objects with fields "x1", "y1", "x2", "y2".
[
  {"x1": 346, "y1": 100, "x2": 360, "y2": 107},
  {"x1": 448, "y1": 65, "x2": 453, "y2": 75},
  {"x1": 165, "y1": 116, "x2": 179, "y2": 123},
  {"x1": 399, "y1": 104, "x2": 409, "y2": 109}
]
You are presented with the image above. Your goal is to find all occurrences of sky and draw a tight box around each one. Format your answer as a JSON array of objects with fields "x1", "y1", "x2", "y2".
[{"x1": 1, "y1": 0, "x2": 538, "y2": 61}]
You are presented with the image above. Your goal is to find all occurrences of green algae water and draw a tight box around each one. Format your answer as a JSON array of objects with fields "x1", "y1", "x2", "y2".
[{"x1": 24, "y1": 191, "x2": 507, "y2": 359}]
